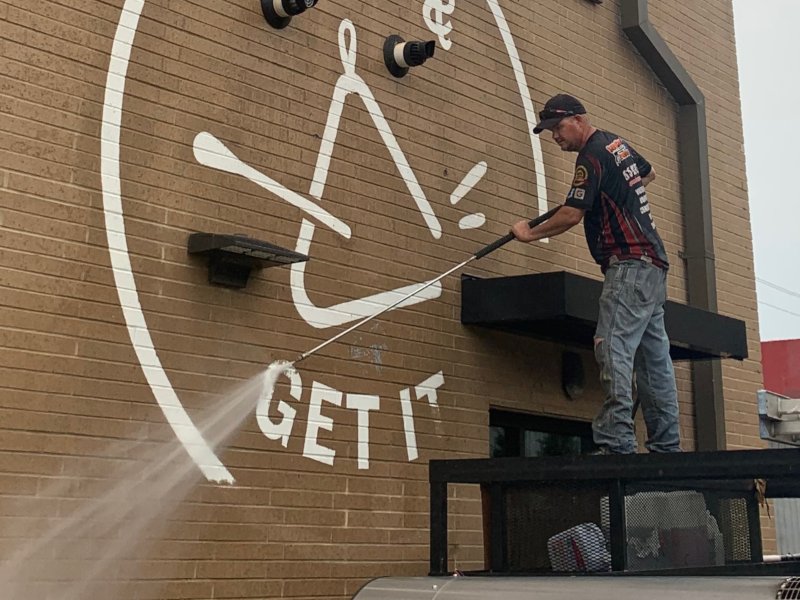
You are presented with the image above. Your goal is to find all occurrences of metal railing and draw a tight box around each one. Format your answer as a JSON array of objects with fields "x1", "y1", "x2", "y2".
[{"x1": 429, "y1": 448, "x2": 800, "y2": 577}]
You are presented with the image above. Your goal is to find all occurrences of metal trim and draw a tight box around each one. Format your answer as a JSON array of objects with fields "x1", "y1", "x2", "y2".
[
  {"x1": 460, "y1": 272, "x2": 748, "y2": 361},
  {"x1": 620, "y1": 0, "x2": 726, "y2": 450}
]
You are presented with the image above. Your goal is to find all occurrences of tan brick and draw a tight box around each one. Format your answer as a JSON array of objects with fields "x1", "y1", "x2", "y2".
[{"x1": 0, "y1": 0, "x2": 765, "y2": 595}]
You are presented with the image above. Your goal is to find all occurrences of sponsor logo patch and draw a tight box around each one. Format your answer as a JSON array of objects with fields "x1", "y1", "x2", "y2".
[
  {"x1": 605, "y1": 137, "x2": 631, "y2": 165},
  {"x1": 574, "y1": 188, "x2": 586, "y2": 200},
  {"x1": 572, "y1": 165, "x2": 589, "y2": 187}
]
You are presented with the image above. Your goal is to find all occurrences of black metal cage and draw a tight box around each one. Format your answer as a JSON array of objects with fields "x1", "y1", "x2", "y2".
[{"x1": 430, "y1": 449, "x2": 800, "y2": 577}]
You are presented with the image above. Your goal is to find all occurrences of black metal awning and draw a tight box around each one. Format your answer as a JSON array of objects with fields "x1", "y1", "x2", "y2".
[{"x1": 460, "y1": 271, "x2": 747, "y2": 361}]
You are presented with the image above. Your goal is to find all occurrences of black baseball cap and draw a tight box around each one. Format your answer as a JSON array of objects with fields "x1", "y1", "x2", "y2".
[{"x1": 533, "y1": 94, "x2": 587, "y2": 134}]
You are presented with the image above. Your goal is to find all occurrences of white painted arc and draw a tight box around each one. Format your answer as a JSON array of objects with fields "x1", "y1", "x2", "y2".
[
  {"x1": 100, "y1": 0, "x2": 233, "y2": 484},
  {"x1": 290, "y1": 223, "x2": 444, "y2": 329},
  {"x1": 101, "y1": 1, "x2": 550, "y2": 482},
  {"x1": 486, "y1": 0, "x2": 550, "y2": 239},
  {"x1": 192, "y1": 132, "x2": 352, "y2": 240}
]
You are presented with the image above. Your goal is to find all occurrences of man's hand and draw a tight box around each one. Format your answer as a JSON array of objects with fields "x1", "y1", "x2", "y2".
[
  {"x1": 511, "y1": 205, "x2": 584, "y2": 243},
  {"x1": 512, "y1": 220, "x2": 536, "y2": 242}
]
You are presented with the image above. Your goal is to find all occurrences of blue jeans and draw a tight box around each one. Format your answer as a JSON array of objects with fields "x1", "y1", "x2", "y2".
[{"x1": 592, "y1": 260, "x2": 681, "y2": 453}]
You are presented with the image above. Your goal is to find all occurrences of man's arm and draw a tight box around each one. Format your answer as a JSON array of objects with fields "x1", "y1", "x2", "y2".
[
  {"x1": 641, "y1": 167, "x2": 656, "y2": 187},
  {"x1": 511, "y1": 205, "x2": 584, "y2": 243}
]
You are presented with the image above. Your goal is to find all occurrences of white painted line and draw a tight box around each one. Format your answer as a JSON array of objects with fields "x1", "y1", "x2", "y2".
[
  {"x1": 101, "y1": 0, "x2": 233, "y2": 484},
  {"x1": 450, "y1": 161, "x2": 488, "y2": 205},
  {"x1": 292, "y1": 20, "x2": 444, "y2": 330},
  {"x1": 399, "y1": 387, "x2": 418, "y2": 462},
  {"x1": 192, "y1": 131, "x2": 352, "y2": 240},
  {"x1": 310, "y1": 20, "x2": 442, "y2": 240},
  {"x1": 486, "y1": 0, "x2": 549, "y2": 236}
]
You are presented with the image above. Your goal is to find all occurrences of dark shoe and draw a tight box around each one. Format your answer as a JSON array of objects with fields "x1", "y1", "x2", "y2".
[{"x1": 587, "y1": 447, "x2": 611, "y2": 455}]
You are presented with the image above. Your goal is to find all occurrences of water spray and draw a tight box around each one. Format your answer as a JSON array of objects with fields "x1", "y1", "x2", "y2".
[{"x1": 262, "y1": 206, "x2": 561, "y2": 391}]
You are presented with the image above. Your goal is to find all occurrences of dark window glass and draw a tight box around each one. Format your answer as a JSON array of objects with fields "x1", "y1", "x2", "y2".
[{"x1": 489, "y1": 409, "x2": 594, "y2": 458}]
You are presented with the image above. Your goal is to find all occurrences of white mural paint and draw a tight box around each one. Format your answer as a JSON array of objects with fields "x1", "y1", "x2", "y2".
[
  {"x1": 417, "y1": 370, "x2": 446, "y2": 435},
  {"x1": 398, "y1": 371, "x2": 446, "y2": 463},
  {"x1": 423, "y1": 0, "x2": 455, "y2": 51},
  {"x1": 399, "y1": 387, "x2": 418, "y2": 462},
  {"x1": 258, "y1": 369, "x2": 433, "y2": 470},
  {"x1": 486, "y1": 0, "x2": 549, "y2": 224},
  {"x1": 458, "y1": 213, "x2": 486, "y2": 230},
  {"x1": 346, "y1": 394, "x2": 381, "y2": 470},
  {"x1": 303, "y1": 382, "x2": 342, "y2": 466},
  {"x1": 451, "y1": 161, "x2": 487, "y2": 230},
  {"x1": 291, "y1": 20, "x2": 448, "y2": 330},
  {"x1": 451, "y1": 161, "x2": 487, "y2": 206},
  {"x1": 349, "y1": 342, "x2": 387, "y2": 365},
  {"x1": 100, "y1": 0, "x2": 234, "y2": 484},
  {"x1": 101, "y1": 1, "x2": 549, "y2": 482},
  {"x1": 291, "y1": 9, "x2": 548, "y2": 330},
  {"x1": 416, "y1": 371, "x2": 445, "y2": 408},
  {"x1": 256, "y1": 362, "x2": 301, "y2": 448},
  {"x1": 192, "y1": 132, "x2": 351, "y2": 239}
]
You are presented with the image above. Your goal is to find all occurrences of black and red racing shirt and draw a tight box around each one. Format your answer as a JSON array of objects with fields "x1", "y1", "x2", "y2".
[{"x1": 564, "y1": 130, "x2": 669, "y2": 272}]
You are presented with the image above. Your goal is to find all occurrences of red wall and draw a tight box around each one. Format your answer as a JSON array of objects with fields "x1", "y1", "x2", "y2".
[{"x1": 762, "y1": 340, "x2": 800, "y2": 397}]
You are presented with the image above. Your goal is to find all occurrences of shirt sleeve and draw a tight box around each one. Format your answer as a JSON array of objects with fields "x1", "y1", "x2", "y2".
[
  {"x1": 629, "y1": 143, "x2": 652, "y2": 178},
  {"x1": 565, "y1": 154, "x2": 600, "y2": 211}
]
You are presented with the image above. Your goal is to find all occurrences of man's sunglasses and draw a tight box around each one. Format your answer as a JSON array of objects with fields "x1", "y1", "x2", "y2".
[{"x1": 538, "y1": 108, "x2": 577, "y2": 120}]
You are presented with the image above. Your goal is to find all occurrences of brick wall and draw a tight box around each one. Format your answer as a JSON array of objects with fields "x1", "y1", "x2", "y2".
[{"x1": 0, "y1": 0, "x2": 763, "y2": 597}]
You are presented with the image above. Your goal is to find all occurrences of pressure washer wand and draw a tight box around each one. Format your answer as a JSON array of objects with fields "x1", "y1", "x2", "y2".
[{"x1": 295, "y1": 205, "x2": 561, "y2": 364}]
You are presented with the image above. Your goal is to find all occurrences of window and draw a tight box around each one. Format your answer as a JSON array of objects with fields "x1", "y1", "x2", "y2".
[{"x1": 489, "y1": 409, "x2": 595, "y2": 458}]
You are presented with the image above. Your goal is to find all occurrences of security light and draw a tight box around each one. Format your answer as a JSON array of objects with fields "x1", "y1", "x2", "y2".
[
  {"x1": 561, "y1": 351, "x2": 585, "y2": 400},
  {"x1": 261, "y1": 0, "x2": 319, "y2": 30},
  {"x1": 188, "y1": 232, "x2": 308, "y2": 289},
  {"x1": 383, "y1": 35, "x2": 436, "y2": 78}
]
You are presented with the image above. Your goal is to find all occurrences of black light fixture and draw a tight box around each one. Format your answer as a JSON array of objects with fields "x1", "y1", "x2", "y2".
[
  {"x1": 261, "y1": 0, "x2": 319, "y2": 29},
  {"x1": 561, "y1": 350, "x2": 585, "y2": 401},
  {"x1": 188, "y1": 233, "x2": 309, "y2": 289},
  {"x1": 383, "y1": 35, "x2": 436, "y2": 78}
]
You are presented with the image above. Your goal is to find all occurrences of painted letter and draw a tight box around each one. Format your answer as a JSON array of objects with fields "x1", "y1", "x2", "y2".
[
  {"x1": 399, "y1": 387, "x2": 418, "y2": 462},
  {"x1": 256, "y1": 365, "x2": 302, "y2": 448},
  {"x1": 416, "y1": 370, "x2": 446, "y2": 435},
  {"x1": 415, "y1": 371, "x2": 445, "y2": 407},
  {"x1": 304, "y1": 382, "x2": 343, "y2": 466},
  {"x1": 346, "y1": 394, "x2": 380, "y2": 470}
]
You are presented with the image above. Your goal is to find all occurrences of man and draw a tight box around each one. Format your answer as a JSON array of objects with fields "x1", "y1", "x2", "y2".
[{"x1": 511, "y1": 93, "x2": 680, "y2": 454}]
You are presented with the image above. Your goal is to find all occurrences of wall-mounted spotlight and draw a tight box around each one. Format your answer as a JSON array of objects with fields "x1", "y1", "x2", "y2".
[
  {"x1": 188, "y1": 233, "x2": 309, "y2": 289},
  {"x1": 561, "y1": 350, "x2": 586, "y2": 401},
  {"x1": 383, "y1": 35, "x2": 436, "y2": 78},
  {"x1": 261, "y1": 0, "x2": 319, "y2": 30}
]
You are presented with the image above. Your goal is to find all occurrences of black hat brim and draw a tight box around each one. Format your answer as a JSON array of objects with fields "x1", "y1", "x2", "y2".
[{"x1": 533, "y1": 117, "x2": 564, "y2": 134}]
